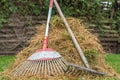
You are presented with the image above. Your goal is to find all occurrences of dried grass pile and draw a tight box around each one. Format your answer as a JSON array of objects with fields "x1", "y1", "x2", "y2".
[{"x1": 4, "y1": 16, "x2": 118, "y2": 80}]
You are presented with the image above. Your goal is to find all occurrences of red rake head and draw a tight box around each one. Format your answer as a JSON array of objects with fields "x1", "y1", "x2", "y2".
[{"x1": 27, "y1": 48, "x2": 62, "y2": 61}]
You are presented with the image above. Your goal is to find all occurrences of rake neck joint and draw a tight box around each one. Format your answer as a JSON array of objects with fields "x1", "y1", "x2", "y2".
[{"x1": 42, "y1": 36, "x2": 48, "y2": 50}]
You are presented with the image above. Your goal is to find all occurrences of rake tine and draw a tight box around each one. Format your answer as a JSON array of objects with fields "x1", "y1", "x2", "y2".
[
  {"x1": 38, "y1": 61, "x2": 42, "y2": 76},
  {"x1": 31, "y1": 62, "x2": 38, "y2": 75},
  {"x1": 51, "y1": 59, "x2": 57, "y2": 75},
  {"x1": 19, "y1": 62, "x2": 30, "y2": 76},
  {"x1": 33, "y1": 61, "x2": 39, "y2": 75},
  {"x1": 69, "y1": 66, "x2": 75, "y2": 75},
  {"x1": 55, "y1": 59, "x2": 64, "y2": 74},
  {"x1": 9, "y1": 62, "x2": 24, "y2": 76},
  {"x1": 72, "y1": 67, "x2": 79, "y2": 76},
  {"x1": 46, "y1": 60, "x2": 50, "y2": 76},
  {"x1": 41, "y1": 60, "x2": 45, "y2": 76},
  {"x1": 13, "y1": 61, "x2": 29, "y2": 76},
  {"x1": 29, "y1": 61, "x2": 37, "y2": 76},
  {"x1": 57, "y1": 58, "x2": 66, "y2": 73},
  {"x1": 58, "y1": 58, "x2": 67, "y2": 71},
  {"x1": 53, "y1": 59, "x2": 61, "y2": 74},
  {"x1": 23, "y1": 62, "x2": 33, "y2": 76},
  {"x1": 22, "y1": 61, "x2": 34, "y2": 76},
  {"x1": 44, "y1": 60, "x2": 47, "y2": 77},
  {"x1": 61, "y1": 58, "x2": 68, "y2": 67},
  {"x1": 30, "y1": 62, "x2": 35, "y2": 75},
  {"x1": 66, "y1": 66, "x2": 72, "y2": 75},
  {"x1": 49, "y1": 60, "x2": 53, "y2": 75},
  {"x1": 58, "y1": 61, "x2": 66, "y2": 72},
  {"x1": 35, "y1": 61, "x2": 40, "y2": 75},
  {"x1": 53, "y1": 59, "x2": 58, "y2": 74},
  {"x1": 69, "y1": 66, "x2": 74, "y2": 76},
  {"x1": 75, "y1": 69, "x2": 82, "y2": 77},
  {"x1": 10, "y1": 62, "x2": 24, "y2": 76},
  {"x1": 65, "y1": 66, "x2": 70, "y2": 74}
]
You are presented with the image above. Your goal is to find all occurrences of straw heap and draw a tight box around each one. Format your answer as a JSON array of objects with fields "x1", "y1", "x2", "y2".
[{"x1": 4, "y1": 16, "x2": 117, "y2": 80}]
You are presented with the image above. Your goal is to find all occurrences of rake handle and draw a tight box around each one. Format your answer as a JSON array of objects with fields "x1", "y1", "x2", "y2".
[
  {"x1": 43, "y1": 0, "x2": 53, "y2": 50},
  {"x1": 53, "y1": 0, "x2": 89, "y2": 68}
]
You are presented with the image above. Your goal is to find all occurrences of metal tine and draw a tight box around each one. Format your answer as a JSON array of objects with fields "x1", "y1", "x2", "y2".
[
  {"x1": 74, "y1": 68, "x2": 82, "y2": 77},
  {"x1": 70, "y1": 66, "x2": 76, "y2": 76},
  {"x1": 69, "y1": 66, "x2": 75, "y2": 75},
  {"x1": 41, "y1": 60, "x2": 45, "y2": 76},
  {"x1": 57, "y1": 58, "x2": 66, "y2": 70},
  {"x1": 9, "y1": 62, "x2": 25, "y2": 76},
  {"x1": 49, "y1": 60, "x2": 53, "y2": 76},
  {"x1": 16, "y1": 62, "x2": 29, "y2": 76},
  {"x1": 24, "y1": 62, "x2": 34, "y2": 76},
  {"x1": 19, "y1": 62, "x2": 31, "y2": 76},
  {"x1": 58, "y1": 58, "x2": 67, "y2": 71},
  {"x1": 81, "y1": 70, "x2": 85, "y2": 76},
  {"x1": 10, "y1": 62, "x2": 26, "y2": 76},
  {"x1": 31, "y1": 61, "x2": 38, "y2": 75},
  {"x1": 56, "y1": 59, "x2": 64, "y2": 73},
  {"x1": 33, "y1": 61, "x2": 39, "y2": 75},
  {"x1": 66, "y1": 66, "x2": 72, "y2": 74},
  {"x1": 27, "y1": 61, "x2": 37, "y2": 76},
  {"x1": 22, "y1": 61, "x2": 34, "y2": 76},
  {"x1": 40, "y1": 60, "x2": 44, "y2": 76},
  {"x1": 66, "y1": 66, "x2": 73, "y2": 75},
  {"x1": 13, "y1": 61, "x2": 29, "y2": 76},
  {"x1": 51, "y1": 59, "x2": 57, "y2": 75},
  {"x1": 67, "y1": 66, "x2": 74, "y2": 75},
  {"x1": 33, "y1": 61, "x2": 40, "y2": 75},
  {"x1": 72, "y1": 67, "x2": 79, "y2": 76},
  {"x1": 76, "y1": 70, "x2": 81, "y2": 77},
  {"x1": 38, "y1": 60, "x2": 42, "y2": 76},
  {"x1": 61, "y1": 58, "x2": 68, "y2": 66},
  {"x1": 21, "y1": 61, "x2": 34, "y2": 76},
  {"x1": 60, "y1": 58, "x2": 68, "y2": 68},
  {"x1": 47, "y1": 60, "x2": 50, "y2": 76},
  {"x1": 44, "y1": 60, "x2": 47, "y2": 77},
  {"x1": 55, "y1": 58, "x2": 64, "y2": 74},
  {"x1": 65, "y1": 66, "x2": 71, "y2": 74},
  {"x1": 71, "y1": 67, "x2": 77, "y2": 75},
  {"x1": 53, "y1": 59, "x2": 61, "y2": 74}
]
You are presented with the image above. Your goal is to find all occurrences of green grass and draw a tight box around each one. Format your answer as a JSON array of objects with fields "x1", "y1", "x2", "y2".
[
  {"x1": 0, "y1": 55, "x2": 15, "y2": 72},
  {"x1": 105, "y1": 54, "x2": 120, "y2": 74}
]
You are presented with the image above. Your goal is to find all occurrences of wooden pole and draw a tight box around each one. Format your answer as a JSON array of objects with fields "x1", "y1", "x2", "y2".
[{"x1": 53, "y1": 0, "x2": 89, "y2": 68}]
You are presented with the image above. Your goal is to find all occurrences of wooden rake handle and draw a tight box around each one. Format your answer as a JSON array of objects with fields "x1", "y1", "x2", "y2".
[{"x1": 53, "y1": 0, "x2": 89, "y2": 68}]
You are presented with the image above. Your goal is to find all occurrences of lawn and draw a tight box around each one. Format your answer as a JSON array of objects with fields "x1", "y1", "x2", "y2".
[
  {"x1": 105, "y1": 54, "x2": 120, "y2": 74},
  {"x1": 0, "y1": 55, "x2": 15, "y2": 72},
  {"x1": 0, "y1": 54, "x2": 120, "y2": 80}
]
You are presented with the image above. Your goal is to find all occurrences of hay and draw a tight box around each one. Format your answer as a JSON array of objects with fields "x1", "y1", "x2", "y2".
[{"x1": 4, "y1": 16, "x2": 118, "y2": 80}]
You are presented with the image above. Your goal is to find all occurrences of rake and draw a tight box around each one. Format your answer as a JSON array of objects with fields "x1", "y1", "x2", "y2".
[
  {"x1": 53, "y1": 0, "x2": 89, "y2": 68},
  {"x1": 66, "y1": 63, "x2": 107, "y2": 77},
  {"x1": 9, "y1": 0, "x2": 67, "y2": 77}
]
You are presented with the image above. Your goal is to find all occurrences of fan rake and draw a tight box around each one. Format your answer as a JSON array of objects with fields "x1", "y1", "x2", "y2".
[{"x1": 9, "y1": 0, "x2": 68, "y2": 78}]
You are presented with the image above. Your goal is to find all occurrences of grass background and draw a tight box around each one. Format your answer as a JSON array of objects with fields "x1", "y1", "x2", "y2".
[
  {"x1": 0, "y1": 54, "x2": 120, "y2": 80},
  {"x1": 0, "y1": 55, "x2": 15, "y2": 72},
  {"x1": 105, "y1": 54, "x2": 120, "y2": 74}
]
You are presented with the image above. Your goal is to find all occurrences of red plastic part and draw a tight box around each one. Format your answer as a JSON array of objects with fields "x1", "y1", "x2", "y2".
[
  {"x1": 50, "y1": 0, "x2": 53, "y2": 8},
  {"x1": 36, "y1": 48, "x2": 54, "y2": 52},
  {"x1": 42, "y1": 36, "x2": 49, "y2": 50}
]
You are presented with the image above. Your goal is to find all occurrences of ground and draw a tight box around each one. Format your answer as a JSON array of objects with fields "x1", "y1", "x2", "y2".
[{"x1": 0, "y1": 54, "x2": 120, "y2": 80}]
